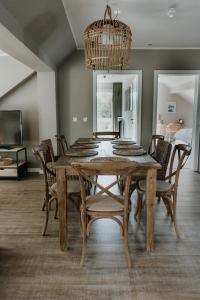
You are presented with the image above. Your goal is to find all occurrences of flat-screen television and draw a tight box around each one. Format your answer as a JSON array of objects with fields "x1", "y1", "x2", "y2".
[{"x1": 0, "y1": 110, "x2": 23, "y2": 148}]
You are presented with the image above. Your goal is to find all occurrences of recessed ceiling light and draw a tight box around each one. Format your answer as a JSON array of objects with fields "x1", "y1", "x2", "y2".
[{"x1": 167, "y1": 7, "x2": 176, "y2": 18}]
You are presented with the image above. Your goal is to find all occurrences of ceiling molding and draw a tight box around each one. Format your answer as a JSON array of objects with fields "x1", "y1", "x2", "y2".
[
  {"x1": 61, "y1": 0, "x2": 78, "y2": 49},
  {"x1": 77, "y1": 47, "x2": 200, "y2": 51},
  {"x1": 133, "y1": 47, "x2": 200, "y2": 50},
  {"x1": 0, "y1": 49, "x2": 8, "y2": 56}
]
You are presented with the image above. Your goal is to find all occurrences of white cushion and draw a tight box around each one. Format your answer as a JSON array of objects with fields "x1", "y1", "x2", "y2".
[
  {"x1": 138, "y1": 180, "x2": 173, "y2": 193},
  {"x1": 50, "y1": 180, "x2": 80, "y2": 195},
  {"x1": 87, "y1": 195, "x2": 123, "y2": 212}
]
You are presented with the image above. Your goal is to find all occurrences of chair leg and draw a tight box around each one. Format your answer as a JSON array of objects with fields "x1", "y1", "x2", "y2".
[
  {"x1": 129, "y1": 182, "x2": 136, "y2": 198},
  {"x1": 42, "y1": 200, "x2": 49, "y2": 236},
  {"x1": 162, "y1": 196, "x2": 173, "y2": 217},
  {"x1": 135, "y1": 191, "x2": 143, "y2": 224},
  {"x1": 117, "y1": 176, "x2": 124, "y2": 195},
  {"x1": 54, "y1": 199, "x2": 58, "y2": 219},
  {"x1": 172, "y1": 193, "x2": 180, "y2": 239},
  {"x1": 42, "y1": 196, "x2": 46, "y2": 211},
  {"x1": 68, "y1": 193, "x2": 80, "y2": 210},
  {"x1": 123, "y1": 214, "x2": 131, "y2": 268},
  {"x1": 93, "y1": 175, "x2": 98, "y2": 195},
  {"x1": 80, "y1": 211, "x2": 87, "y2": 267}
]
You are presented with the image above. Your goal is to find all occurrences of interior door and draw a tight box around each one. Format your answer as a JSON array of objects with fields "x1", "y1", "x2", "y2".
[
  {"x1": 123, "y1": 77, "x2": 138, "y2": 141},
  {"x1": 93, "y1": 71, "x2": 142, "y2": 144}
]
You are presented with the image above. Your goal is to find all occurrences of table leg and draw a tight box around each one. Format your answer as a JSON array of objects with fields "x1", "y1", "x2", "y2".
[
  {"x1": 145, "y1": 168, "x2": 156, "y2": 253},
  {"x1": 56, "y1": 168, "x2": 67, "y2": 251}
]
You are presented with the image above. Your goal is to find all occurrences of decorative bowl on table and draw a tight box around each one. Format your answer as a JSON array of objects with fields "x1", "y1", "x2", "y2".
[
  {"x1": 113, "y1": 149, "x2": 147, "y2": 156},
  {"x1": 111, "y1": 140, "x2": 136, "y2": 145},
  {"x1": 112, "y1": 144, "x2": 142, "y2": 150},
  {"x1": 90, "y1": 156, "x2": 130, "y2": 163},
  {"x1": 71, "y1": 144, "x2": 99, "y2": 149},
  {"x1": 76, "y1": 140, "x2": 101, "y2": 144},
  {"x1": 64, "y1": 149, "x2": 98, "y2": 157}
]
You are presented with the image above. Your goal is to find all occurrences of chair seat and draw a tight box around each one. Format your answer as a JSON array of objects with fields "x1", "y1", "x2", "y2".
[
  {"x1": 138, "y1": 180, "x2": 173, "y2": 193},
  {"x1": 50, "y1": 181, "x2": 80, "y2": 195},
  {"x1": 87, "y1": 195, "x2": 123, "y2": 212}
]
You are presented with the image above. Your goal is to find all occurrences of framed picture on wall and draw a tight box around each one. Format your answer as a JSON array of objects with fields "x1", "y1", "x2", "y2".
[{"x1": 167, "y1": 102, "x2": 176, "y2": 113}]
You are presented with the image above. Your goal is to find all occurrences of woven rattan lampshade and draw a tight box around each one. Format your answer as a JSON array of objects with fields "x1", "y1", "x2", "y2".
[{"x1": 83, "y1": 5, "x2": 132, "y2": 70}]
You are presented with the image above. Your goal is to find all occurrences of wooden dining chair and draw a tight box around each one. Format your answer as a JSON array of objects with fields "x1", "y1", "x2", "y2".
[
  {"x1": 55, "y1": 134, "x2": 69, "y2": 156},
  {"x1": 33, "y1": 141, "x2": 84, "y2": 234},
  {"x1": 152, "y1": 139, "x2": 172, "y2": 180},
  {"x1": 121, "y1": 140, "x2": 172, "y2": 199},
  {"x1": 40, "y1": 139, "x2": 56, "y2": 162},
  {"x1": 136, "y1": 144, "x2": 192, "y2": 238},
  {"x1": 54, "y1": 134, "x2": 89, "y2": 200},
  {"x1": 72, "y1": 160, "x2": 140, "y2": 268},
  {"x1": 32, "y1": 144, "x2": 58, "y2": 236},
  {"x1": 93, "y1": 131, "x2": 120, "y2": 139},
  {"x1": 148, "y1": 134, "x2": 164, "y2": 156}
]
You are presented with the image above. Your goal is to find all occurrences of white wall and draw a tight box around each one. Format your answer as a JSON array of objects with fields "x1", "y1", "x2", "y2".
[
  {"x1": 157, "y1": 81, "x2": 195, "y2": 128},
  {"x1": 0, "y1": 55, "x2": 33, "y2": 97}
]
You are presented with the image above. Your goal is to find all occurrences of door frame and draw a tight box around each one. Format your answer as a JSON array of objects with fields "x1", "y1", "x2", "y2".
[
  {"x1": 153, "y1": 70, "x2": 200, "y2": 171},
  {"x1": 93, "y1": 70, "x2": 142, "y2": 144}
]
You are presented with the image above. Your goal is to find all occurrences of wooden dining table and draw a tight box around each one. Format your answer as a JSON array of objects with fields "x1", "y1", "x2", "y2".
[{"x1": 55, "y1": 139, "x2": 160, "y2": 253}]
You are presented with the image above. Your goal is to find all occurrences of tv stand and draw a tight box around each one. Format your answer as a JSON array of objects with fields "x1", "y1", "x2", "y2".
[
  {"x1": 0, "y1": 145, "x2": 15, "y2": 150},
  {"x1": 0, "y1": 146, "x2": 28, "y2": 180}
]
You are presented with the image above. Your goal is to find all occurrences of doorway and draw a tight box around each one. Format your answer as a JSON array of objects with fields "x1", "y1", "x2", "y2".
[
  {"x1": 93, "y1": 71, "x2": 142, "y2": 144},
  {"x1": 153, "y1": 71, "x2": 200, "y2": 171}
]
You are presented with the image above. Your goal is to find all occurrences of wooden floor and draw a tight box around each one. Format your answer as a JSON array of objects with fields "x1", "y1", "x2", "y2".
[{"x1": 0, "y1": 170, "x2": 200, "y2": 300}]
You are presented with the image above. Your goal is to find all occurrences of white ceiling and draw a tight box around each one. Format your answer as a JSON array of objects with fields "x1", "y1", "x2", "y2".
[
  {"x1": 62, "y1": 0, "x2": 200, "y2": 49},
  {"x1": 158, "y1": 75, "x2": 196, "y2": 90},
  {"x1": 158, "y1": 75, "x2": 196, "y2": 104}
]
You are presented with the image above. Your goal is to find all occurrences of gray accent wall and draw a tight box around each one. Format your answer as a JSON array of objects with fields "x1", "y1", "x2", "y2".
[
  {"x1": 58, "y1": 50, "x2": 200, "y2": 148},
  {"x1": 0, "y1": 75, "x2": 39, "y2": 167},
  {"x1": 58, "y1": 51, "x2": 93, "y2": 144}
]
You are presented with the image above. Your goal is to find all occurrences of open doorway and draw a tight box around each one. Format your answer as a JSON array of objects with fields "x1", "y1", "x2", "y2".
[
  {"x1": 153, "y1": 71, "x2": 200, "y2": 171},
  {"x1": 93, "y1": 71, "x2": 142, "y2": 143}
]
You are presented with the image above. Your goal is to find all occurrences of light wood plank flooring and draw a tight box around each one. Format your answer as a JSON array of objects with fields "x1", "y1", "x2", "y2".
[{"x1": 0, "y1": 170, "x2": 200, "y2": 300}]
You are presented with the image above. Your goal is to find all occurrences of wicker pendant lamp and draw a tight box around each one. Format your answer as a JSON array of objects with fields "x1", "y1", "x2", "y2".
[{"x1": 83, "y1": 5, "x2": 132, "y2": 70}]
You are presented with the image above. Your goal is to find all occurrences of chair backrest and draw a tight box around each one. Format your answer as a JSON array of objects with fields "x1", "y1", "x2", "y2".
[
  {"x1": 166, "y1": 144, "x2": 192, "y2": 187},
  {"x1": 40, "y1": 139, "x2": 55, "y2": 162},
  {"x1": 32, "y1": 144, "x2": 56, "y2": 193},
  {"x1": 55, "y1": 134, "x2": 69, "y2": 155},
  {"x1": 93, "y1": 131, "x2": 120, "y2": 139},
  {"x1": 148, "y1": 134, "x2": 165, "y2": 155},
  {"x1": 72, "y1": 160, "x2": 138, "y2": 211},
  {"x1": 152, "y1": 140, "x2": 172, "y2": 180}
]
